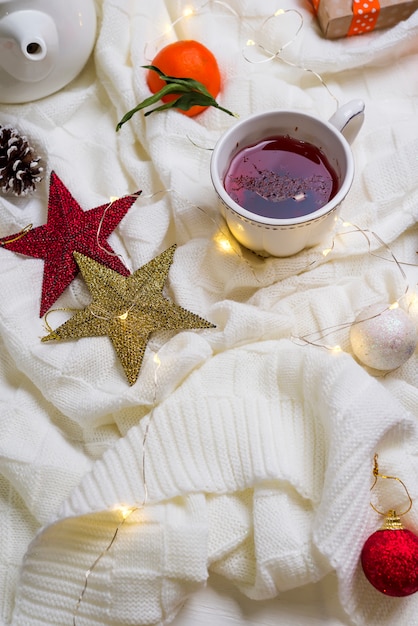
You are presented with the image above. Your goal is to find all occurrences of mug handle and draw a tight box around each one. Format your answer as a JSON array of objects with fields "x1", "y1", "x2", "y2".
[{"x1": 328, "y1": 99, "x2": 365, "y2": 144}]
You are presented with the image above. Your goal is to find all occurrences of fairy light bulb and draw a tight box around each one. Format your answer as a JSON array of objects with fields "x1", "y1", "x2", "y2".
[
  {"x1": 214, "y1": 232, "x2": 235, "y2": 254},
  {"x1": 117, "y1": 505, "x2": 135, "y2": 520}
]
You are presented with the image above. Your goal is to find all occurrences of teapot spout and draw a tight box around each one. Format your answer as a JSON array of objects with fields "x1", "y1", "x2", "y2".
[{"x1": 0, "y1": 10, "x2": 58, "y2": 82}]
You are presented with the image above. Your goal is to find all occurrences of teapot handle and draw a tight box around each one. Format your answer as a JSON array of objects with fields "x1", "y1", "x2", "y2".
[{"x1": 328, "y1": 99, "x2": 365, "y2": 144}]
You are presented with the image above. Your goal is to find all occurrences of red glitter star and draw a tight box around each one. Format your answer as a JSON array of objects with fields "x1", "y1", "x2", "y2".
[{"x1": 0, "y1": 171, "x2": 140, "y2": 317}]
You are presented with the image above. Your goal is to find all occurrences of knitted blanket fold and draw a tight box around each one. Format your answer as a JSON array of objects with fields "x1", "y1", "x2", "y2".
[{"x1": 12, "y1": 343, "x2": 418, "y2": 626}]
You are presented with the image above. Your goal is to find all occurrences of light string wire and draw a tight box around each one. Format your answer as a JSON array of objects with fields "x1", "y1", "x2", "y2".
[
  {"x1": 68, "y1": 185, "x2": 252, "y2": 624},
  {"x1": 68, "y1": 4, "x2": 335, "y2": 612},
  {"x1": 97, "y1": 188, "x2": 263, "y2": 285},
  {"x1": 162, "y1": 186, "x2": 263, "y2": 284},
  {"x1": 96, "y1": 191, "x2": 143, "y2": 262},
  {"x1": 40, "y1": 191, "x2": 147, "y2": 335},
  {"x1": 67, "y1": 210, "x2": 418, "y2": 619},
  {"x1": 242, "y1": 9, "x2": 339, "y2": 110},
  {"x1": 72, "y1": 352, "x2": 161, "y2": 625},
  {"x1": 144, "y1": 1, "x2": 339, "y2": 111},
  {"x1": 144, "y1": 0, "x2": 241, "y2": 61},
  {"x1": 42, "y1": 182, "x2": 261, "y2": 339},
  {"x1": 292, "y1": 218, "x2": 416, "y2": 351},
  {"x1": 2, "y1": 2, "x2": 339, "y2": 286},
  {"x1": 43, "y1": 176, "x2": 260, "y2": 624},
  {"x1": 66, "y1": 1, "x2": 416, "y2": 620},
  {"x1": 67, "y1": 178, "x2": 261, "y2": 621},
  {"x1": 66, "y1": 231, "x2": 415, "y2": 616}
]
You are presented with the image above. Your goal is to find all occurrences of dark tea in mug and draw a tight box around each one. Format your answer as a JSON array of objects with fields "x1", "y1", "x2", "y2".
[{"x1": 223, "y1": 135, "x2": 339, "y2": 220}]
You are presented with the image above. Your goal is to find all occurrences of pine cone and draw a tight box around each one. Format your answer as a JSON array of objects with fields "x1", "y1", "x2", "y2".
[{"x1": 0, "y1": 125, "x2": 43, "y2": 196}]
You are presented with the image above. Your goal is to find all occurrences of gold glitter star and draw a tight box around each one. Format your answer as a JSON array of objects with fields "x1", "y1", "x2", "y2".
[{"x1": 42, "y1": 246, "x2": 215, "y2": 385}]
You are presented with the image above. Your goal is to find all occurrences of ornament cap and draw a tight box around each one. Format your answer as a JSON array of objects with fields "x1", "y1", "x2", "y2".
[{"x1": 381, "y1": 509, "x2": 404, "y2": 530}]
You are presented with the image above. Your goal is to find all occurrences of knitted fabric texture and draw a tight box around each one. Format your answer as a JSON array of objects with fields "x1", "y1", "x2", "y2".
[{"x1": 1, "y1": 1, "x2": 418, "y2": 626}]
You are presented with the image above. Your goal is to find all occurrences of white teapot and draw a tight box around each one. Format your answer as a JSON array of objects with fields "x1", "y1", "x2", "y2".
[{"x1": 0, "y1": 0, "x2": 97, "y2": 103}]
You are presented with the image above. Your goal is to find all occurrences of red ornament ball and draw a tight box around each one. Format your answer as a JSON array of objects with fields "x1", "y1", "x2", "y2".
[{"x1": 361, "y1": 528, "x2": 418, "y2": 596}]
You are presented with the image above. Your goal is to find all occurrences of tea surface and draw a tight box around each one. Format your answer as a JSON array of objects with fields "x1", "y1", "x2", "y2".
[{"x1": 224, "y1": 135, "x2": 339, "y2": 219}]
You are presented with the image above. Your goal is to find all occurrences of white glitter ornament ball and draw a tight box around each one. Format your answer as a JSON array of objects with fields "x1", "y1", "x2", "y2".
[{"x1": 350, "y1": 303, "x2": 418, "y2": 371}]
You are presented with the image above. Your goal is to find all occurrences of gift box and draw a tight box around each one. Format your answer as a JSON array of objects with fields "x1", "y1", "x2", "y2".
[{"x1": 311, "y1": 0, "x2": 418, "y2": 39}]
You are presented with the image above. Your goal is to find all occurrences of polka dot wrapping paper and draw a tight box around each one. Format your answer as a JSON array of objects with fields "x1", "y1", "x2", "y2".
[{"x1": 311, "y1": 0, "x2": 418, "y2": 39}]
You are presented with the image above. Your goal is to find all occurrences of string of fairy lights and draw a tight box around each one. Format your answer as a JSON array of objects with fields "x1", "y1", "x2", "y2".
[
  {"x1": 1, "y1": 0, "x2": 416, "y2": 621},
  {"x1": 293, "y1": 218, "x2": 417, "y2": 355},
  {"x1": 72, "y1": 1, "x2": 418, "y2": 619},
  {"x1": 72, "y1": 351, "x2": 161, "y2": 624}
]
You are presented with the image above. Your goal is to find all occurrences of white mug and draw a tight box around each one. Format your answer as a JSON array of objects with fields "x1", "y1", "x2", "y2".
[{"x1": 210, "y1": 100, "x2": 365, "y2": 257}]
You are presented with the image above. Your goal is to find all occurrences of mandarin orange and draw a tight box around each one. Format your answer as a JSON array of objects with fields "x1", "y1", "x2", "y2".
[{"x1": 146, "y1": 40, "x2": 221, "y2": 117}]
